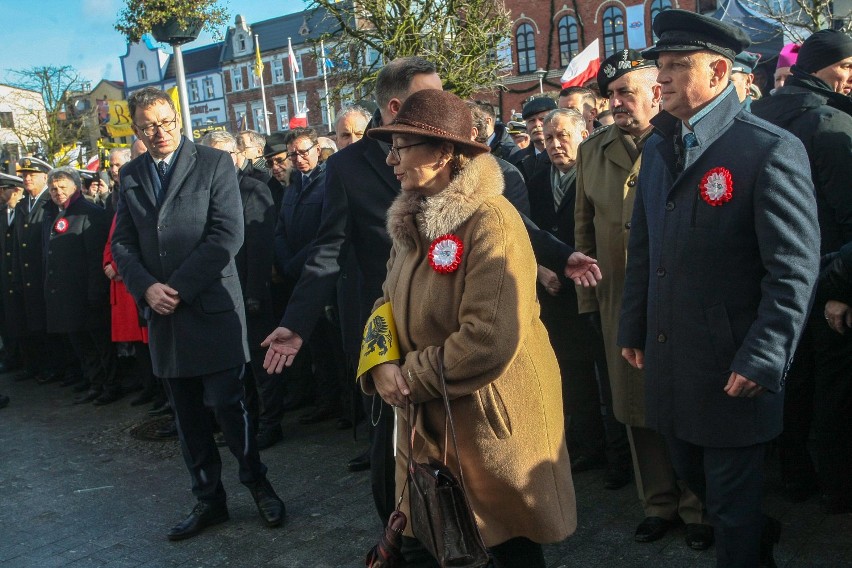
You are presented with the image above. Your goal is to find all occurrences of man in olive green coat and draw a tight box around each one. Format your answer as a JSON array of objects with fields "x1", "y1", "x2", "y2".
[{"x1": 574, "y1": 49, "x2": 710, "y2": 550}]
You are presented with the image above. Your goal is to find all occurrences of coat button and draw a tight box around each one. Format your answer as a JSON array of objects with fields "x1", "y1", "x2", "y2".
[
  {"x1": 551, "y1": 226, "x2": 558, "y2": 232},
  {"x1": 24, "y1": 263, "x2": 28, "y2": 268},
  {"x1": 665, "y1": 201, "x2": 675, "y2": 211},
  {"x1": 23, "y1": 223, "x2": 28, "y2": 228},
  {"x1": 159, "y1": 251, "x2": 166, "y2": 257},
  {"x1": 26, "y1": 282, "x2": 30, "y2": 287},
  {"x1": 624, "y1": 222, "x2": 631, "y2": 230},
  {"x1": 656, "y1": 267, "x2": 666, "y2": 277},
  {"x1": 657, "y1": 333, "x2": 667, "y2": 343},
  {"x1": 627, "y1": 179, "x2": 636, "y2": 187},
  {"x1": 157, "y1": 225, "x2": 163, "y2": 231},
  {"x1": 21, "y1": 243, "x2": 26, "y2": 248}
]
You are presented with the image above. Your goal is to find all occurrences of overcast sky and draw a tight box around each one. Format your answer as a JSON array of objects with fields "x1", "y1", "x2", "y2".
[{"x1": 0, "y1": 0, "x2": 307, "y2": 87}]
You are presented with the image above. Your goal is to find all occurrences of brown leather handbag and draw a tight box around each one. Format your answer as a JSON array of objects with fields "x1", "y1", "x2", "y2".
[{"x1": 407, "y1": 350, "x2": 489, "y2": 567}]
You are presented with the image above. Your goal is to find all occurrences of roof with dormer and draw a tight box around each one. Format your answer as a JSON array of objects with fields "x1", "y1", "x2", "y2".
[
  {"x1": 163, "y1": 42, "x2": 224, "y2": 79},
  {"x1": 219, "y1": 3, "x2": 350, "y2": 63}
]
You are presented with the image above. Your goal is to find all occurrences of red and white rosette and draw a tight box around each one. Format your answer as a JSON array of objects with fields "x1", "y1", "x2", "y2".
[
  {"x1": 428, "y1": 234, "x2": 463, "y2": 274},
  {"x1": 53, "y1": 217, "x2": 69, "y2": 234},
  {"x1": 699, "y1": 167, "x2": 733, "y2": 206}
]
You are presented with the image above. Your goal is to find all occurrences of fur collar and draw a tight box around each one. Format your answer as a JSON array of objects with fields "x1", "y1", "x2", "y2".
[{"x1": 387, "y1": 153, "x2": 505, "y2": 246}]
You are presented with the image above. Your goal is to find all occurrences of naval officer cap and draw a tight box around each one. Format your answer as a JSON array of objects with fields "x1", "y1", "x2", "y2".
[
  {"x1": 732, "y1": 51, "x2": 761, "y2": 74},
  {"x1": 17, "y1": 155, "x2": 53, "y2": 174},
  {"x1": 642, "y1": 9, "x2": 751, "y2": 62},
  {"x1": 597, "y1": 49, "x2": 657, "y2": 95},
  {"x1": 0, "y1": 172, "x2": 24, "y2": 189}
]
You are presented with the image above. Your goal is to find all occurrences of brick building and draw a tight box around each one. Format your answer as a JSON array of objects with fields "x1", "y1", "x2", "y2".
[
  {"x1": 489, "y1": 0, "x2": 716, "y2": 121},
  {"x1": 221, "y1": 9, "x2": 341, "y2": 135}
]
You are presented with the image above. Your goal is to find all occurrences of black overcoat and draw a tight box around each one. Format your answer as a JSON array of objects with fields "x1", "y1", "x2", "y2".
[
  {"x1": 13, "y1": 189, "x2": 51, "y2": 332},
  {"x1": 527, "y1": 167, "x2": 593, "y2": 360},
  {"x1": 618, "y1": 88, "x2": 820, "y2": 447},
  {"x1": 273, "y1": 162, "x2": 327, "y2": 283},
  {"x1": 112, "y1": 138, "x2": 249, "y2": 378},
  {"x1": 0, "y1": 206, "x2": 25, "y2": 337},
  {"x1": 43, "y1": 192, "x2": 110, "y2": 333}
]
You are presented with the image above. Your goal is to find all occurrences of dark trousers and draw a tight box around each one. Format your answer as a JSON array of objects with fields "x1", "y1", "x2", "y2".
[
  {"x1": 665, "y1": 435, "x2": 766, "y2": 567},
  {"x1": 68, "y1": 329, "x2": 118, "y2": 393},
  {"x1": 401, "y1": 535, "x2": 546, "y2": 568},
  {"x1": 163, "y1": 365, "x2": 267, "y2": 504},
  {"x1": 812, "y1": 317, "x2": 852, "y2": 503},
  {"x1": 778, "y1": 321, "x2": 816, "y2": 488},
  {"x1": 370, "y1": 395, "x2": 397, "y2": 523},
  {"x1": 307, "y1": 315, "x2": 346, "y2": 412}
]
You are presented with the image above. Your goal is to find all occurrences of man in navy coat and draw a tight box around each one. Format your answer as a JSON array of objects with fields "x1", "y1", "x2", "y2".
[
  {"x1": 112, "y1": 87, "x2": 284, "y2": 540},
  {"x1": 618, "y1": 11, "x2": 819, "y2": 567}
]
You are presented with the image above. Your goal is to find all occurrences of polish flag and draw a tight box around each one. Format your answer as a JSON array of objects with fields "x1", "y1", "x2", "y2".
[
  {"x1": 289, "y1": 112, "x2": 307, "y2": 129},
  {"x1": 85, "y1": 155, "x2": 100, "y2": 171},
  {"x1": 560, "y1": 39, "x2": 601, "y2": 88}
]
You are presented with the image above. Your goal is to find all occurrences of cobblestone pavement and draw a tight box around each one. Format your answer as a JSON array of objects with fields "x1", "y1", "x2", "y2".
[{"x1": 0, "y1": 372, "x2": 849, "y2": 567}]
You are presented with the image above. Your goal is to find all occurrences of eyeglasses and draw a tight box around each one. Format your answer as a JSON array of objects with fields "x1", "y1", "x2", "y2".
[
  {"x1": 287, "y1": 144, "x2": 316, "y2": 160},
  {"x1": 388, "y1": 142, "x2": 429, "y2": 161},
  {"x1": 266, "y1": 156, "x2": 288, "y2": 168},
  {"x1": 134, "y1": 116, "x2": 179, "y2": 137}
]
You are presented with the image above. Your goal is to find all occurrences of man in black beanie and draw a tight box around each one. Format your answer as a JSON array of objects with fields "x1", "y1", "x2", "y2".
[{"x1": 752, "y1": 29, "x2": 852, "y2": 516}]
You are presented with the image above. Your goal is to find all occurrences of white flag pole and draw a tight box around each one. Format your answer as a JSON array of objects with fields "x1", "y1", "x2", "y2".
[
  {"x1": 255, "y1": 34, "x2": 271, "y2": 134},
  {"x1": 288, "y1": 37, "x2": 301, "y2": 116},
  {"x1": 321, "y1": 40, "x2": 334, "y2": 130}
]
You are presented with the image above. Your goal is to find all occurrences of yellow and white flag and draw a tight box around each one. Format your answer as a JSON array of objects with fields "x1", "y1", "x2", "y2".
[{"x1": 357, "y1": 302, "x2": 401, "y2": 379}]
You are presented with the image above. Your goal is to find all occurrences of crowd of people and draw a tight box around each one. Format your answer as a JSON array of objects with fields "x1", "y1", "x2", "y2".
[{"x1": 1, "y1": 9, "x2": 850, "y2": 567}]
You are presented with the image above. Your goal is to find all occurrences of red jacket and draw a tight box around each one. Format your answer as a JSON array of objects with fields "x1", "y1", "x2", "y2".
[{"x1": 103, "y1": 215, "x2": 148, "y2": 343}]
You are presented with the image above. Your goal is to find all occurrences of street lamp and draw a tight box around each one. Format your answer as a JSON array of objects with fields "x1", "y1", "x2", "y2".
[{"x1": 535, "y1": 68, "x2": 547, "y2": 94}]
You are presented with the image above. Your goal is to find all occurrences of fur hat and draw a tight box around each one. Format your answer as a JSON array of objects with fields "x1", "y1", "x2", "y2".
[{"x1": 367, "y1": 89, "x2": 490, "y2": 157}]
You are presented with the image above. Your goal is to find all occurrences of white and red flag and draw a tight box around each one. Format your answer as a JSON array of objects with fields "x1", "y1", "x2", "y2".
[{"x1": 560, "y1": 39, "x2": 601, "y2": 88}]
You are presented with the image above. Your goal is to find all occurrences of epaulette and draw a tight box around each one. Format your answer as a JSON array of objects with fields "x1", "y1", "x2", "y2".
[{"x1": 579, "y1": 123, "x2": 614, "y2": 148}]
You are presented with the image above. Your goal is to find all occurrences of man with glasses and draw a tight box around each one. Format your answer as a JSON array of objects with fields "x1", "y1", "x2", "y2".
[
  {"x1": 112, "y1": 86, "x2": 284, "y2": 540},
  {"x1": 273, "y1": 128, "x2": 346, "y2": 430}
]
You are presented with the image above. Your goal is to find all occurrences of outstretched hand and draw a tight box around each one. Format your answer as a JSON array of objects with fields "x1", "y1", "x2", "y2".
[
  {"x1": 261, "y1": 327, "x2": 304, "y2": 374},
  {"x1": 565, "y1": 252, "x2": 602, "y2": 287}
]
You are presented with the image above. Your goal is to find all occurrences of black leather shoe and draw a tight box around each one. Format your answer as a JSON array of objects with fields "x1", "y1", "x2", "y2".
[
  {"x1": 148, "y1": 401, "x2": 172, "y2": 416},
  {"x1": 93, "y1": 390, "x2": 124, "y2": 406},
  {"x1": 759, "y1": 516, "x2": 781, "y2": 568},
  {"x1": 130, "y1": 392, "x2": 155, "y2": 407},
  {"x1": 167, "y1": 501, "x2": 229, "y2": 541},
  {"x1": 604, "y1": 467, "x2": 632, "y2": 490},
  {"x1": 635, "y1": 516, "x2": 679, "y2": 543},
  {"x1": 298, "y1": 405, "x2": 341, "y2": 425},
  {"x1": 73, "y1": 389, "x2": 102, "y2": 405},
  {"x1": 12, "y1": 371, "x2": 34, "y2": 382},
  {"x1": 684, "y1": 523, "x2": 714, "y2": 550},
  {"x1": 154, "y1": 420, "x2": 178, "y2": 438},
  {"x1": 72, "y1": 381, "x2": 91, "y2": 393},
  {"x1": 0, "y1": 394, "x2": 9, "y2": 409},
  {"x1": 335, "y1": 417, "x2": 354, "y2": 430},
  {"x1": 570, "y1": 453, "x2": 606, "y2": 473},
  {"x1": 250, "y1": 479, "x2": 286, "y2": 527},
  {"x1": 60, "y1": 375, "x2": 84, "y2": 387},
  {"x1": 256, "y1": 426, "x2": 283, "y2": 450},
  {"x1": 347, "y1": 452, "x2": 371, "y2": 473}
]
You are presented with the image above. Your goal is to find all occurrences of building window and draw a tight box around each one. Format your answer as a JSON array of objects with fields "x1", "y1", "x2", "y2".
[
  {"x1": 232, "y1": 67, "x2": 243, "y2": 92},
  {"x1": 319, "y1": 89, "x2": 329, "y2": 126},
  {"x1": 0, "y1": 112, "x2": 13, "y2": 129},
  {"x1": 203, "y1": 77, "x2": 215, "y2": 99},
  {"x1": 292, "y1": 53, "x2": 304, "y2": 80},
  {"x1": 250, "y1": 65, "x2": 261, "y2": 88},
  {"x1": 558, "y1": 16, "x2": 580, "y2": 67},
  {"x1": 238, "y1": 35, "x2": 247, "y2": 52},
  {"x1": 649, "y1": 0, "x2": 672, "y2": 40},
  {"x1": 515, "y1": 23, "x2": 536, "y2": 74},
  {"x1": 275, "y1": 99, "x2": 289, "y2": 130},
  {"x1": 189, "y1": 80, "x2": 199, "y2": 102},
  {"x1": 602, "y1": 7, "x2": 626, "y2": 57},
  {"x1": 234, "y1": 105, "x2": 247, "y2": 130},
  {"x1": 252, "y1": 104, "x2": 266, "y2": 134},
  {"x1": 272, "y1": 59, "x2": 284, "y2": 83},
  {"x1": 364, "y1": 47, "x2": 382, "y2": 70},
  {"x1": 137, "y1": 61, "x2": 147, "y2": 82}
]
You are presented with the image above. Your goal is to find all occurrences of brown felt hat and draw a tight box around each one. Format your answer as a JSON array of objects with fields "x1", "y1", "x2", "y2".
[{"x1": 367, "y1": 89, "x2": 490, "y2": 156}]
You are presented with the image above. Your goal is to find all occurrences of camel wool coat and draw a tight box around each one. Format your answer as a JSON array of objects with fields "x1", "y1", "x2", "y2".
[
  {"x1": 574, "y1": 125, "x2": 646, "y2": 426},
  {"x1": 363, "y1": 153, "x2": 576, "y2": 547}
]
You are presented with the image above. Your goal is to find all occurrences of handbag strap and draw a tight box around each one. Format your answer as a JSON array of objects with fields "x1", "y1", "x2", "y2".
[{"x1": 435, "y1": 348, "x2": 469, "y2": 492}]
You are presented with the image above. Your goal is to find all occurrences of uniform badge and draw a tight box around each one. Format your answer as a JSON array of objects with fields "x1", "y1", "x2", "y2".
[
  {"x1": 699, "y1": 167, "x2": 733, "y2": 206},
  {"x1": 53, "y1": 217, "x2": 69, "y2": 233},
  {"x1": 603, "y1": 64, "x2": 616, "y2": 78},
  {"x1": 428, "y1": 234, "x2": 463, "y2": 274}
]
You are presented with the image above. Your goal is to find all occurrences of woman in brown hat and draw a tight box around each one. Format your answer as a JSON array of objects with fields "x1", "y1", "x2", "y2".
[{"x1": 362, "y1": 89, "x2": 576, "y2": 566}]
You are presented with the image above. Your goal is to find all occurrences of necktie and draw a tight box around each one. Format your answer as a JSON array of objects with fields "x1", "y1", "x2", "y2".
[
  {"x1": 302, "y1": 173, "x2": 310, "y2": 188},
  {"x1": 157, "y1": 160, "x2": 169, "y2": 181},
  {"x1": 683, "y1": 132, "x2": 698, "y2": 149}
]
